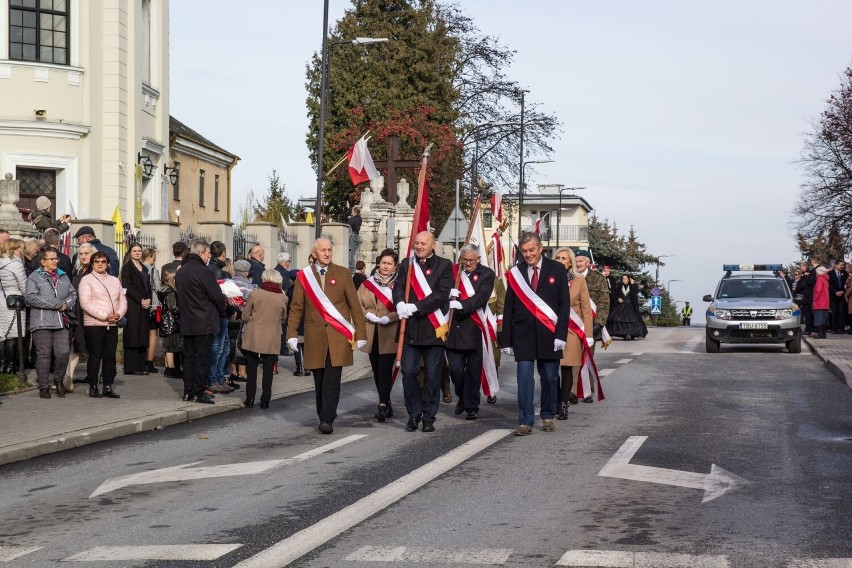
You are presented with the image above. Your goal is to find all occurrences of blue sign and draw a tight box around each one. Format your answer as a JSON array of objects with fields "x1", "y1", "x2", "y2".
[{"x1": 650, "y1": 296, "x2": 662, "y2": 315}]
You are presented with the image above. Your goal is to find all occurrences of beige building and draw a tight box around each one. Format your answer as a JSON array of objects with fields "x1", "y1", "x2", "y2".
[{"x1": 0, "y1": 0, "x2": 171, "y2": 226}]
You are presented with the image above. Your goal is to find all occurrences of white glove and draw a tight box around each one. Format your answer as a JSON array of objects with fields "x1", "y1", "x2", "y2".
[
  {"x1": 501, "y1": 347, "x2": 513, "y2": 356},
  {"x1": 586, "y1": 337, "x2": 595, "y2": 347},
  {"x1": 356, "y1": 339, "x2": 367, "y2": 350},
  {"x1": 287, "y1": 338, "x2": 299, "y2": 352},
  {"x1": 365, "y1": 312, "x2": 380, "y2": 323},
  {"x1": 378, "y1": 316, "x2": 390, "y2": 325},
  {"x1": 449, "y1": 288, "x2": 460, "y2": 299},
  {"x1": 449, "y1": 300, "x2": 462, "y2": 310},
  {"x1": 554, "y1": 339, "x2": 567, "y2": 352}
]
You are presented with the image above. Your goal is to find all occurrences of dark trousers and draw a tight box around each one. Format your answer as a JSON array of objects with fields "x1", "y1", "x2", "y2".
[
  {"x1": 801, "y1": 304, "x2": 813, "y2": 333},
  {"x1": 401, "y1": 344, "x2": 444, "y2": 425},
  {"x1": 369, "y1": 330, "x2": 395, "y2": 404},
  {"x1": 446, "y1": 346, "x2": 482, "y2": 412},
  {"x1": 32, "y1": 328, "x2": 70, "y2": 389},
  {"x1": 84, "y1": 326, "x2": 118, "y2": 387},
  {"x1": 183, "y1": 334, "x2": 213, "y2": 396},
  {"x1": 245, "y1": 350, "x2": 276, "y2": 404},
  {"x1": 830, "y1": 298, "x2": 847, "y2": 332},
  {"x1": 312, "y1": 353, "x2": 343, "y2": 424}
]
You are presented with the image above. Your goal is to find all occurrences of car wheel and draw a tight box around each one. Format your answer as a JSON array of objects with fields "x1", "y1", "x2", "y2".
[
  {"x1": 787, "y1": 334, "x2": 801, "y2": 354},
  {"x1": 705, "y1": 334, "x2": 720, "y2": 353}
]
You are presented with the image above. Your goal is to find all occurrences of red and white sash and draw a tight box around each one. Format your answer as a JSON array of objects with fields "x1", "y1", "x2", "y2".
[
  {"x1": 410, "y1": 258, "x2": 448, "y2": 340},
  {"x1": 506, "y1": 265, "x2": 558, "y2": 333},
  {"x1": 297, "y1": 266, "x2": 355, "y2": 347},
  {"x1": 568, "y1": 285, "x2": 605, "y2": 402},
  {"x1": 362, "y1": 276, "x2": 395, "y2": 312},
  {"x1": 458, "y1": 270, "x2": 499, "y2": 397}
]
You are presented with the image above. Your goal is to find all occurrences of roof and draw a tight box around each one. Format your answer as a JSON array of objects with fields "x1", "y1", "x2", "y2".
[{"x1": 169, "y1": 115, "x2": 239, "y2": 160}]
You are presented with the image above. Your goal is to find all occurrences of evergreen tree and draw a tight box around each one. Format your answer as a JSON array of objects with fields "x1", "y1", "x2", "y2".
[{"x1": 253, "y1": 168, "x2": 300, "y2": 227}]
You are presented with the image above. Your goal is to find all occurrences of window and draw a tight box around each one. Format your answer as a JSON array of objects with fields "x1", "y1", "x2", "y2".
[
  {"x1": 483, "y1": 208, "x2": 493, "y2": 228},
  {"x1": 9, "y1": 0, "x2": 69, "y2": 65},
  {"x1": 214, "y1": 174, "x2": 219, "y2": 211},
  {"x1": 173, "y1": 163, "x2": 180, "y2": 201},
  {"x1": 16, "y1": 167, "x2": 56, "y2": 215},
  {"x1": 199, "y1": 169, "x2": 205, "y2": 207}
]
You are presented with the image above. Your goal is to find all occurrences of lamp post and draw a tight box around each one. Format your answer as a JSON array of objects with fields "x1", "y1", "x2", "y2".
[
  {"x1": 517, "y1": 159, "x2": 554, "y2": 240},
  {"x1": 655, "y1": 254, "x2": 674, "y2": 286},
  {"x1": 667, "y1": 279, "x2": 682, "y2": 298},
  {"x1": 556, "y1": 186, "x2": 586, "y2": 248},
  {"x1": 314, "y1": 1, "x2": 387, "y2": 239}
]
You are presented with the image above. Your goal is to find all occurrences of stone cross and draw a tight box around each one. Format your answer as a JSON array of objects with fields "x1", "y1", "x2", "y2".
[{"x1": 372, "y1": 135, "x2": 419, "y2": 205}]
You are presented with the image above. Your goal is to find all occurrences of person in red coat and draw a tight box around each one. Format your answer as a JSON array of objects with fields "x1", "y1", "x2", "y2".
[{"x1": 811, "y1": 266, "x2": 830, "y2": 338}]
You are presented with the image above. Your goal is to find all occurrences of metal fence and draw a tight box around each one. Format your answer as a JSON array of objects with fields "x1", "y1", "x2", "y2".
[
  {"x1": 278, "y1": 229, "x2": 299, "y2": 266},
  {"x1": 233, "y1": 229, "x2": 258, "y2": 260},
  {"x1": 115, "y1": 230, "x2": 157, "y2": 260},
  {"x1": 179, "y1": 229, "x2": 211, "y2": 245}
]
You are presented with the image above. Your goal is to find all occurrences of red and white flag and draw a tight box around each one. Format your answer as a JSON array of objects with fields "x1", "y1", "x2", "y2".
[
  {"x1": 405, "y1": 182, "x2": 430, "y2": 258},
  {"x1": 346, "y1": 136, "x2": 380, "y2": 186},
  {"x1": 532, "y1": 212, "x2": 549, "y2": 236},
  {"x1": 490, "y1": 190, "x2": 503, "y2": 223}
]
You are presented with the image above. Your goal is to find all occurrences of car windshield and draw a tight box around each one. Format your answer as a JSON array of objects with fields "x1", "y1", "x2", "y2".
[{"x1": 718, "y1": 278, "x2": 789, "y2": 299}]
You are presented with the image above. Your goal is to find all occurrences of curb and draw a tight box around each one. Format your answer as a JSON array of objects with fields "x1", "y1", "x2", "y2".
[{"x1": 801, "y1": 336, "x2": 852, "y2": 390}]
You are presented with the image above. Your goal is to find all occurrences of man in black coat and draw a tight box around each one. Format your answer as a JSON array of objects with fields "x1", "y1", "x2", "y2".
[
  {"x1": 162, "y1": 241, "x2": 187, "y2": 274},
  {"x1": 73, "y1": 226, "x2": 119, "y2": 276},
  {"x1": 175, "y1": 239, "x2": 226, "y2": 404},
  {"x1": 798, "y1": 258, "x2": 819, "y2": 334},
  {"x1": 502, "y1": 232, "x2": 570, "y2": 436},
  {"x1": 828, "y1": 259, "x2": 848, "y2": 333},
  {"x1": 393, "y1": 231, "x2": 453, "y2": 433},
  {"x1": 248, "y1": 244, "x2": 266, "y2": 286},
  {"x1": 446, "y1": 244, "x2": 495, "y2": 420}
]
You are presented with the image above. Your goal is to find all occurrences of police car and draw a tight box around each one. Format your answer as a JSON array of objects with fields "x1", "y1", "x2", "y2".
[{"x1": 703, "y1": 264, "x2": 801, "y2": 353}]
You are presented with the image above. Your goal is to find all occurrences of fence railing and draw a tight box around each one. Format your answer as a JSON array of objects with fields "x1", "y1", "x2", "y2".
[
  {"x1": 279, "y1": 229, "x2": 299, "y2": 267},
  {"x1": 521, "y1": 224, "x2": 589, "y2": 243},
  {"x1": 233, "y1": 229, "x2": 258, "y2": 260},
  {"x1": 179, "y1": 229, "x2": 211, "y2": 245},
  {"x1": 115, "y1": 230, "x2": 157, "y2": 260}
]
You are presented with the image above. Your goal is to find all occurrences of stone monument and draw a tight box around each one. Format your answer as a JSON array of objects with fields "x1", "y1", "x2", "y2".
[{"x1": 0, "y1": 173, "x2": 38, "y2": 238}]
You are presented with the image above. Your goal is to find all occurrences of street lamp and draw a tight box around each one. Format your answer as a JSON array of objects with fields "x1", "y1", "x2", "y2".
[
  {"x1": 656, "y1": 254, "x2": 674, "y2": 286},
  {"x1": 667, "y1": 279, "x2": 682, "y2": 297},
  {"x1": 314, "y1": 1, "x2": 388, "y2": 239},
  {"x1": 557, "y1": 186, "x2": 586, "y2": 248},
  {"x1": 518, "y1": 159, "x2": 554, "y2": 240}
]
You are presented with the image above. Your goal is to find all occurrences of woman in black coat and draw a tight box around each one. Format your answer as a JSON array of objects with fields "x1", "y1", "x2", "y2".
[
  {"x1": 120, "y1": 243, "x2": 151, "y2": 374},
  {"x1": 606, "y1": 274, "x2": 647, "y2": 340}
]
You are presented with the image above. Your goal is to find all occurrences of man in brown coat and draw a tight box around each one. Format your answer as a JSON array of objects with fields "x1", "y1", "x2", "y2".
[{"x1": 286, "y1": 238, "x2": 367, "y2": 434}]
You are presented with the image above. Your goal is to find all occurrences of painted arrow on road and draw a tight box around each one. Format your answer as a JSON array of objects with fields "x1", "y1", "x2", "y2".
[
  {"x1": 597, "y1": 436, "x2": 748, "y2": 503},
  {"x1": 90, "y1": 434, "x2": 367, "y2": 498}
]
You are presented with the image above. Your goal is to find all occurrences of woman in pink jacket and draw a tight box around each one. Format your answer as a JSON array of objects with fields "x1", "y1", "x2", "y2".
[
  {"x1": 78, "y1": 251, "x2": 128, "y2": 398},
  {"x1": 811, "y1": 266, "x2": 830, "y2": 339}
]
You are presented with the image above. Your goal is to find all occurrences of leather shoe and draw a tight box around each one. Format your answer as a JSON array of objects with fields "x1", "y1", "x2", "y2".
[
  {"x1": 375, "y1": 404, "x2": 387, "y2": 422},
  {"x1": 422, "y1": 423, "x2": 435, "y2": 432},
  {"x1": 194, "y1": 394, "x2": 215, "y2": 404},
  {"x1": 567, "y1": 393, "x2": 579, "y2": 405},
  {"x1": 89, "y1": 385, "x2": 102, "y2": 398},
  {"x1": 542, "y1": 419, "x2": 556, "y2": 432},
  {"x1": 487, "y1": 396, "x2": 497, "y2": 404},
  {"x1": 514, "y1": 424, "x2": 532, "y2": 436},
  {"x1": 53, "y1": 380, "x2": 66, "y2": 398},
  {"x1": 259, "y1": 401, "x2": 269, "y2": 409},
  {"x1": 557, "y1": 402, "x2": 568, "y2": 420},
  {"x1": 319, "y1": 422, "x2": 333, "y2": 434},
  {"x1": 454, "y1": 400, "x2": 465, "y2": 415},
  {"x1": 39, "y1": 388, "x2": 51, "y2": 399},
  {"x1": 102, "y1": 386, "x2": 120, "y2": 398},
  {"x1": 582, "y1": 396, "x2": 593, "y2": 403},
  {"x1": 244, "y1": 399, "x2": 254, "y2": 408},
  {"x1": 465, "y1": 410, "x2": 478, "y2": 421},
  {"x1": 385, "y1": 402, "x2": 393, "y2": 418},
  {"x1": 181, "y1": 391, "x2": 193, "y2": 402},
  {"x1": 405, "y1": 417, "x2": 418, "y2": 432}
]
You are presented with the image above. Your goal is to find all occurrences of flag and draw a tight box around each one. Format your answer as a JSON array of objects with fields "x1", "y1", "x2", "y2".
[
  {"x1": 347, "y1": 136, "x2": 380, "y2": 186},
  {"x1": 490, "y1": 190, "x2": 503, "y2": 223},
  {"x1": 467, "y1": 197, "x2": 488, "y2": 263},
  {"x1": 61, "y1": 201, "x2": 75, "y2": 257},
  {"x1": 305, "y1": 211, "x2": 314, "y2": 224},
  {"x1": 280, "y1": 213, "x2": 288, "y2": 232},
  {"x1": 405, "y1": 182, "x2": 430, "y2": 258},
  {"x1": 532, "y1": 212, "x2": 550, "y2": 236},
  {"x1": 111, "y1": 205, "x2": 123, "y2": 245},
  {"x1": 490, "y1": 232, "x2": 504, "y2": 278}
]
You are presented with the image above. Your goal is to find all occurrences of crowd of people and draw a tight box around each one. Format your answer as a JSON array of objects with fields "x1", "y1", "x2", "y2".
[{"x1": 791, "y1": 256, "x2": 852, "y2": 338}]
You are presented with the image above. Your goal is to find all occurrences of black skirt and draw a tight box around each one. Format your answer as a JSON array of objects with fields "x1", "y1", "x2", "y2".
[{"x1": 607, "y1": 301, "x2": 647, "y2": 338}]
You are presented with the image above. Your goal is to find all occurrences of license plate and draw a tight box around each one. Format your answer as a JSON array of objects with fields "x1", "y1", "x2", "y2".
[{"x1": 739, "y1": 322, "x2": 768, "y2": 330}]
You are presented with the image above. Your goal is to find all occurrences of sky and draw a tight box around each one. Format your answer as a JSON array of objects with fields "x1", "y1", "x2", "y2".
[{"x1": 169, "y1": 0, "x2": 852, "y2": 315}]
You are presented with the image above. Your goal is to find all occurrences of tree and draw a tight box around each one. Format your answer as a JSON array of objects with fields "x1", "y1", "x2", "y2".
[
  {"x1": 588, "y1": 215, "x2": 660, "y2": 297},
  {"x1": 253, "y1": 168, "x2": 300, "y2": 227},
  {"x1": 795, "y1": 225, "x2": 846, "y2": 264},
  {"x1": 793, "y1": 62, "x2": 852, "y2": 244}
]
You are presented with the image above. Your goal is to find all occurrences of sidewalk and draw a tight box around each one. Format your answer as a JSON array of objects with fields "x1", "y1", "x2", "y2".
[
  {"x1": 802, "y1": 332, "x2": 852, "y2": 391},
  {"x1": 0, "y1": 351, "x2": 372, "y2": 467}
]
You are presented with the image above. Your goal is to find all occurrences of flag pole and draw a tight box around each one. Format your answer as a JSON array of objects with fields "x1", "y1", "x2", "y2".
[
  {"x1": 447, "y1": 195, "x2": 482, "y2": 329},
  {"x1": 393, "y1": 143, "x2": 433, "y2": 382},
  {"x1": 325, "y1": 130, "x2": 372, "y2": 177}
]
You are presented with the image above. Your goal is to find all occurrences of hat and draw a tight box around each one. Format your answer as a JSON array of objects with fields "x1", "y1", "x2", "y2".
[
  {"x1": 233, "y1": 259, "x2": 251, "y2": 273},
  {"x1": 575, "y1": 249, "x2": 592, "y2": 259},
  {"x1": 36, "y1": 196, "x2": 51, "y2": 210},
  {"x1": 73, "y1": 226, "x2": 95, "y2": 239}
]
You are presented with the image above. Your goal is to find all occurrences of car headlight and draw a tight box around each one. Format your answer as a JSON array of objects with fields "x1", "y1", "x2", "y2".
[
  {"x1": 709, "y1": 307, "x2": 732, "y2": 320},
  {"x1": 775, "y1": 308, "x2": 793, "y2": 320}
]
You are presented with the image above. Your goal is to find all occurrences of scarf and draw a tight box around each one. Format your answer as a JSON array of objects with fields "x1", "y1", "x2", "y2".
[
  {"x1": 373, "y1": 270, "x2": 397, "y2": 288},
  {"x1": 261, "y1": 281, "x2": 283, "y2": 294}
]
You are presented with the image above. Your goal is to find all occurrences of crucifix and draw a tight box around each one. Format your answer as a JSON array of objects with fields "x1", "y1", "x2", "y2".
[{"x1": 372, "y1": 135, "x2": 420, "y2": 205}]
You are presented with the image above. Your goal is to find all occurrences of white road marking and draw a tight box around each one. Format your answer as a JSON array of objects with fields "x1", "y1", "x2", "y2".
[
  {"x1": 233, "y1": 429, "x2": 513, "y2": 568},
  {"x1": 345, "y1": 545, "x2": 513, "y2": 564},
  {"x1": 598, "y1": 369, "x2": 615, "y2": 377},
  {"x1": 598, "y1": 436, "x2": 748, "y2": 503},
  {"x1": 62, "y1": 544, "x2": 242, "y2": 561},
  {"x1": 556, "y1": 550, "x2": 730, "y2": 567},
  {"x1": 89, "y1": 434, "x2": 367, "y2": 497},
  {"x1": 788, "y1": 560, "x2": 852, "y2": 567},
  {"x1": 0, "y1": 546, "x2": 41, "y2": 562},
  {"x1": 614, "y1": 358, "x2": 632, "y2": 364},
  {"x1": 631, "y1": 352, "x2": 644, "y2": 356}
]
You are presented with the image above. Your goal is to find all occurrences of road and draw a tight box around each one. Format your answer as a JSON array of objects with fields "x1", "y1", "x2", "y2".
[{"x1": 0, "y1": 327, "x2": 850, "y2": 567}]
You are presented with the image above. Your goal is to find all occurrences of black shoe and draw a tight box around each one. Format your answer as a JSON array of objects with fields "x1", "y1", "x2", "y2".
[
  {"x1": 454, "y1": 400, "x2": 465, "y2": 415},
  {"x1": 487, "y1": 396, "x2": 497, "y2": 404},
  {"x1": 567, "y1": 393, "x2": 579, "y2": 405},
  {"x1": 557, "y1": 402, "x2": 568, "y2": 420},
  {"x1": 228, "y1": 380, "x2": 241, "y2": 390},
  {"x1": 244, "y1": 399, "x2": 254, "y2": 408},
  {"x1": 293, "y1": 366, "x2": 304, "y2": 376},
  {"x1": 53, "y1": 381, "x2": 66, "y2": 398},
  {"x1": 405, "y1": 417, "x2": 418, "y2": 432},
  {"x1": 319, "y1": 422, "x2": 333, "y2": 434},
  {"x1": 422, "y1": 422, "x2": 435, "y2": 432},
  {"x1": 385, "y1": 402, "x2": 393, "y2": 418},
  {"x1": 127, "y1": 371, "x2": 149, "y2": 375},
  {"x1": 465, "y1": 410, "x2": 478, "y2": 421},
  {"x1": 582, "y1": 396, "x2": 593, "y2": 403},
  {"x1": 102, "y1": 386, "x2": 120, "y2": 399},
  {"x1": 182, "y1": 391, "x2": 194, "y2": 402},
  {"x1": 259, "y1": 401, "x2": 269, "y2": 409},
  {"x1": 39, "y1": 388, "x2": 51, "y2": 399},
  {"x1": 194, "y1": 394, "x2": 215, "y2": 404},
  {"x1": 375, "y1": 404, "x2": 387, "y2": 422},
  {"x1": 145, "y1": 362, "x2": 158, "y2": 373}
]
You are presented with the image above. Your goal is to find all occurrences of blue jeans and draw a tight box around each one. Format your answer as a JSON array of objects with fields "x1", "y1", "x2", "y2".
[
  {"x1": 208, "y1": 317, "x2": 229, "y2": 385},
  {"x1": 516, "y1": 359, "x2": 559, "y2": 425}
]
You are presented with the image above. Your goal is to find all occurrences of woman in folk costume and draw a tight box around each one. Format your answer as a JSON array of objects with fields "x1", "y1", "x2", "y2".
[
  {"x1": 357, "y1": 249, "x2": 401, "y2": 422},
  {"x1": 607, "y1": 274, "x2": 646, "y2": 340},
  {"x1": 554, "y1": 248, "x2": 595, "y2": 417}
]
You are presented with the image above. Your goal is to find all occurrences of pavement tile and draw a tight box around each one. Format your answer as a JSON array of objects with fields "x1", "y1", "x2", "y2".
[{"x1": 802, "y1": 333, "x2": 852, "y2": 390}]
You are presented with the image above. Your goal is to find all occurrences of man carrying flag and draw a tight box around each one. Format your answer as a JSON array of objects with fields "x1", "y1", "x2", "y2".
[
  {"x1": 446, "y1": 244, "x2": 496, "y2": 420},
  {"x1": 393, "y1": 230, "x2": 453, "y2": 433}
]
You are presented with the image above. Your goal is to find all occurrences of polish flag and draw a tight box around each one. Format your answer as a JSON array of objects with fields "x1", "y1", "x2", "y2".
[
  {"x1": 490, "y1": 190, "x2": 503, "y2": 223},
  {"x1": 405, "y1": 181, "x2": 430, "y2": 257},
  {"x1": 532, "y1": 212, "x2": 549, "y2": 236},
  {"x1": 347, "y1": 137, "x2": 380, "y2": 185}
]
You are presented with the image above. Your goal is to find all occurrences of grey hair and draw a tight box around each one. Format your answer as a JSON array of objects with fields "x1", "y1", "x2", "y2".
[
  {"x1": 74, "y1": 242, "x2": 96, "y2": 272},
  {"x1": 459, "y1": 244, "x2": 479, "y2": 256},
  {"x1": 518, "y1": 232, "x2": 542, "y2": 248},
  {"x1": 190, "y1": 239, "x2": 209, "y2": 255},
  {"x1": 261, "y1": 269, "x2": 283, "y2": 286},
  {"x1": 277, "y1": 251, "x2": 290, "y2": 264}
]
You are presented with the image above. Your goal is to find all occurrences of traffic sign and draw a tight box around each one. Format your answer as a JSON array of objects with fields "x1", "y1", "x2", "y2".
[
  {"x1": 650, "y1": 296, "x2": 662, "y2": 315},
  {"x1": 651, "y1": 287, "x2": 661, "y2": 297}
]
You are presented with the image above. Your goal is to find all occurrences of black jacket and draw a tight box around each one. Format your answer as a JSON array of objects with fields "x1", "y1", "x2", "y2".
[
  {"x1": 393, "y1": 254, "x2": 453, "y2": 346},
  {"x1": 274, "y1": 264, "x2": 293, "y2": 292},
  {"x1": 446, "y1": 263, "x2": 495, "y2": 351},
  {"x1": 175, "y1": 254, "x2": 226, "y2": 336},
  {"x1": 799, "y1": 267, "x2": 817, "y2": 304},
  {"x1": 208, "y1": 257, "x2": 227, "y2": 280},
  {"x1": 120, "y1": 261, "x2": 151, "y2": 349},
  {"x1": 248, "y1": 257, "x2": 265, "y2": 287},
  {"x1": 828, "y1": 269, "x2": 848, "y2": 298},
  {"x1": 502, "y1": 256, "x2": 570, "y2": 361}
]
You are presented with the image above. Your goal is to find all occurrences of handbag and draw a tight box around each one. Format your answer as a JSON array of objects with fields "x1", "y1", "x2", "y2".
[
  {"x1": 158, "y1": 308, "x2": 178, "y2": 337},
  {"x1": 0, "y1": 265, "x2": 25, "y2": 310}
]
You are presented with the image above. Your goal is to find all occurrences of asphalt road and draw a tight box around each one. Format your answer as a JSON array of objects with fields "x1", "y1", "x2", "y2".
[{"x1": 0, "y1": 327, "x2": 850, "y2": 567}]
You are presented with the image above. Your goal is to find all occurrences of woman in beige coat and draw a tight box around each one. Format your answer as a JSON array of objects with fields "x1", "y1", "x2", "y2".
[
  {"x1": 357, "y1": 249, "x2": 401, "y2": 422},
  {"x1": 554, "y1": 247, "x2": 594, "y2": 419},
  {"x1": 241, "y1": 269, "x2": 288, "y2": 408}
]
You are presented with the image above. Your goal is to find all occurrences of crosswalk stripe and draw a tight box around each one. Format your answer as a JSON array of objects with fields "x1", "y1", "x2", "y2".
[
  {"x1": 598, "y1": 369, "x2": 615, "y2": 377},
  {"x1": 787, "y1": 560, "x2": 852, "y2": 567},
  {"x1": 614, "y1": 359, "x2": 632, "y2": 364},
  {"x1": 0, "y1": 546, "x2": 41, "y2": 562},
  {"x1": 62, "y1": 544, "x2": 242, "y2": 562},
  {"x1": 556, "y1": 550, "x2": 730, "y2": 567},
  {"x1": 345, "y1": 546, "x2": 513, "y2": 564}
]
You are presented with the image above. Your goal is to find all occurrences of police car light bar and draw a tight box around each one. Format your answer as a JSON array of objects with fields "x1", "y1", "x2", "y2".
[{"x1": 722, "y1": 264, "x2": 784, "y2": 272}]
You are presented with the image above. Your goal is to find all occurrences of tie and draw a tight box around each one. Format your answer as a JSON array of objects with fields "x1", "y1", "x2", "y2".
[
  {"x1": 419, "y1": 259, "x2": 426, "y2": 267},
  {"x1": 531, "y1": 266, "x2": 539, "y2": 291},
  {"x1": 319, "y1": 268, "x2": 326, "y2": 276}
]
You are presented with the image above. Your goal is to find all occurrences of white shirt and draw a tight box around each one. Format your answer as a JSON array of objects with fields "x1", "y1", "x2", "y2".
[{"x1": 526, "y1": 257, "x2": 544, "y2": 282}]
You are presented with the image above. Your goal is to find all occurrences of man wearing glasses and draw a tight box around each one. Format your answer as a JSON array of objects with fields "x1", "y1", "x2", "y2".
[{"x1": 445, "y1": 245, "x2": 495, "y2": 420}]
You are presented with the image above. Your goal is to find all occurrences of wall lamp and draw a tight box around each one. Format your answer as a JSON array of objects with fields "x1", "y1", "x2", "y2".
[
  {"x1": 137, "y1": 153, "x2": 155, "y2": 178},
  {"x1": 165, "y1": 161, "x2": 180, "y2": 186}
]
